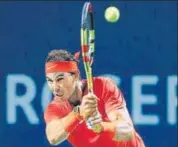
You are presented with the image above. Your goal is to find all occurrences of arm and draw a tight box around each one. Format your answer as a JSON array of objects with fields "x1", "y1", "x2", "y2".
[
  {"x1": 86, "y1": 106, "x2": 134, "y2": 141},
  {"x1": 44, "y1": 96, "x2": 97, "y2": 146},
  {"x1": 101, "y1": 107, "x2": 135, "y2": 141},
  {"x1": 86, "y1": 78, "x2": 134, "y2": 141},
  {"x1": 45, "y1": 111, "x2": 82, "y2": 145},
  {"x1": 44, "y1": 101, "x2": 83, "y2": 146}
]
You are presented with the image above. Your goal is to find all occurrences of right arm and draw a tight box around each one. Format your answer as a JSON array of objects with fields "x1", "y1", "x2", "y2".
[
  {"x1": 46, "y1": 119, "x2": 68, "y2": 145},
  {"x1": 45, "y1": 111, "x2": 81, "y2": 145},
  {"x1": 44, "y1": 101, "x2": 82, "y2": 146},
  {"x1": 44, "y1": 97, "x2": 97, "y2": 146}
]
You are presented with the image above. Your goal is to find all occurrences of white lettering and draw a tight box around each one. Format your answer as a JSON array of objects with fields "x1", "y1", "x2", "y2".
[
  {"x1": 6, "y1": 74, "x2": 39, "y2": 124},
  {"x1": 167, "y1": 76, "x2": 177, "y2": 125},
  {"x1": 132, "y1": 75, "x2": 159, "y2": 125},
  {"x1": 41, "y1": 82, "x2": 52, "y2": 112}
]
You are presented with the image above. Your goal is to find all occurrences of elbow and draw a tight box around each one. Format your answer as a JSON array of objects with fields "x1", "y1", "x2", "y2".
[
  {"x1": 46, "y1": 130, "x2": 68, "y2": 146},
  {"x1": 48, "y1": 138, "x2": 61, "y2": 146},
  {"x1": 47, "y1": 134, "x2": 65, "y2": 146},
  {"x1": 46, "y1": 128, "x2": 59, "y2": 145},
  {"x1": 48, "y1": 139, "x2": 57, "y2": 146},
  {"x1": 45, "y1": 121, "x2": 68, "y2": 146},
  {"x1": 47, "y1": 134, "x2": 59, "y2": 146}
]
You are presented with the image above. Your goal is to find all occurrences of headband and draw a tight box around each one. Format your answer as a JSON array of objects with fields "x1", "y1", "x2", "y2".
[{"x1": 45, "y1": 61, "x2": 78, "y2": 74}]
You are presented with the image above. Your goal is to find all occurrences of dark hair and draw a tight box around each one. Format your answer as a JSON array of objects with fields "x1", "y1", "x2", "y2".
[
  {"x1": 46, "y1": 49, "x2": 79, "y2": 75},
  {"x1": 46, "y1": 49, "x2": 78, "y2": 63}
]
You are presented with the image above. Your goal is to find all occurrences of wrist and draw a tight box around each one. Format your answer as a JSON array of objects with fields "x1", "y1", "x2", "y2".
[
  {"x1": 73, "y1": 106, "x2": 84, "y2": 122},
  {"x1": 63, "y1": 110, "x2": 82, "y2": 133}
]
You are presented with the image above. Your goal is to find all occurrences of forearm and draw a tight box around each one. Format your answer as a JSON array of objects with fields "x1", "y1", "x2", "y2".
[
  {"x1": 46, "y1": 111, "x2": 83, "y2": 145},
  {"x1": 100, "y1": 121, "x2": 134, "y2": 141}
]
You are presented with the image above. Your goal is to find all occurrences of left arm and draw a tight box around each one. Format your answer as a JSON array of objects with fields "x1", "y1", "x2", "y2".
[
  {"x1": 86, "y1": 105, "x2": 134, "y2": 141},
  {"x1": 100, "y1": 107, "x2": 135, "y2": 141},
  {"x1": 86, "y1": 78, "x2": 135, "y2": 141}
]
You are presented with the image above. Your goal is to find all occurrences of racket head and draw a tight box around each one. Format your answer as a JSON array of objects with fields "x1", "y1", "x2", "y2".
[
  {"x1": 81, "y1": 2, "x2": 95, "y2": 66},
  {"x1": 81, "y1": 2, "x2": 95, "y2": 93}
]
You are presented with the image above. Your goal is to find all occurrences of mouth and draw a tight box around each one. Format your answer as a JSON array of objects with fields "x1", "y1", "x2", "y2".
[
  {"x1": 54, "y1": 89, "x2": 64, "y2": 98},
  {"x1": 55, "y1": 93, "x2": 64, "y2": 97}
]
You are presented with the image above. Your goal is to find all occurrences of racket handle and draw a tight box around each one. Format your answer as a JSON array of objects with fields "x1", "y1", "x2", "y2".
[
  {"x1": 92, "y1": 123, "x2": 103, "y2": 133},
  {"x1": 86, "y1": 93, "x2": 102, "y2": 133},
  {"x1": 90, "y1": 108, "x2": 103, "y2": 133}
]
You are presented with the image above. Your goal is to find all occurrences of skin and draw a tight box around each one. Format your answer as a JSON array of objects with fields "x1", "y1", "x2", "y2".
[
  {"x1": 46, "y1": 72, "x2": 97, "y2": 117},
  {"x1": 46, "y1": 72, "x2": 79, "y2": 102},
  {"x1": 45, "y1": 72, "x2": 135, "y2": 145}
]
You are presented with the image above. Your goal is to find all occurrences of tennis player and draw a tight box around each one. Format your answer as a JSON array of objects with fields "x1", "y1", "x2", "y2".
[{"x1": 44, "y1": 49, "x2": 145, "y2": 147}]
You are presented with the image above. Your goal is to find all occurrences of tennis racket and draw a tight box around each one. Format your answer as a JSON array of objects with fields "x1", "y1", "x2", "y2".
[{"x1": 81, "y1": 2, "x2": 102, "y2": 133}]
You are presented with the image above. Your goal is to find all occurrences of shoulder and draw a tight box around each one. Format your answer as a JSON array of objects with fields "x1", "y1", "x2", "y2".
[
  {"x1": 45, "y1": 99, "x2": 72, "y2": 113},
  {"x1": 44, "y1": 100, "x2": 59, "y2": 119},
  {"x1": 93, "y1": 76, "x2": 119, "y2": 90},
  {"x1": 82, "y1": 77, "x2": 115, "y2": 85},
  {"x1": 93, "y1": 76, "x2": 115, "y2": 85},
  {"x1": 44, "y1": 99, "x2": 73, "y2": 123},
  {"x1": 91, "y1": 76, "x2": 123, "y2": 99},
  {"x1": 44, "y1": 99, "x2": 64, "y2": 112},
  {"x1": 43, "y1": 102, "x2": 57, "y2": 123},
  {"x1": 44, "y1": 101, "x2": 57, "y2": 114},
  {"x1": 44, "y1": 100, "x2": 56, "y2": 113}
]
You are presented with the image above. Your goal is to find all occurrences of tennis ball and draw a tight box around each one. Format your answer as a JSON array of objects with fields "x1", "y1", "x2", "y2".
[{"x1": 105, "y1": 6, "x2": 120, "y2": 23}]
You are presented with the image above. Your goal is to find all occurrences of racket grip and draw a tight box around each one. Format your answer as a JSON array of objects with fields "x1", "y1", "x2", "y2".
[
  {"x1": 92, "y1": 123, "x2": 103, "y2": 133},
  {"x1": 90, "y1": 108, "x2": 103, "y2": 133}
]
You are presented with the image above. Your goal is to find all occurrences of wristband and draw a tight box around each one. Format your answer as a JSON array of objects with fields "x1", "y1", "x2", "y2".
[
  {"x1": 73, "y1": 106, "x2": 84, "y2": 122},
  {"x1": 64, "y1": 106, "x2": 84, "y2": 133}
]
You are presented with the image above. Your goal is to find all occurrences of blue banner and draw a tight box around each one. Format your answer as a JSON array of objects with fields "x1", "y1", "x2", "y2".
[{"x1": 0, "y1": 1, "x2": 177, "y2": 147}]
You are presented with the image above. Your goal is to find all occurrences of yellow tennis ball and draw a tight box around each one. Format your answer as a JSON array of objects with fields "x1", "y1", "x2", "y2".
[{"x1": 105, "y1": 6, "x2": 120, "y2": 23}]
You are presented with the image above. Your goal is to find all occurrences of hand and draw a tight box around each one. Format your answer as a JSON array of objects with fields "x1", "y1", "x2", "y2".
[
  {"x1": 86, "y1": 110, "x2": 102, "y2": 130},
  {"x1": 79, "y1": 93, "x2": 98, "y2": 119}
]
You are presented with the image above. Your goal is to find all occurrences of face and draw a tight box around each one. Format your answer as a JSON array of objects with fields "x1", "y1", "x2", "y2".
[{"x1": 46, "y1": 72, "x2": 78, "y2": 101}]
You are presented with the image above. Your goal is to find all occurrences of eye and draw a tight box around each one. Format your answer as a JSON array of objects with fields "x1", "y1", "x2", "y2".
[
  {"x1": 47, "y1": 79, "x2": 53, "y2": 83},
  {"x1": 56, "y1": 78, "x2": 63, "y2": 82}
]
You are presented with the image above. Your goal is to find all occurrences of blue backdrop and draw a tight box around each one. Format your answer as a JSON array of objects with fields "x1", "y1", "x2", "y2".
[{"x1": 0, "y1": 1, "x2": 177, "y2": 147}]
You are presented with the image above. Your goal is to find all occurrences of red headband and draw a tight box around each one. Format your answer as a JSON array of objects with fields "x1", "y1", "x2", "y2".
[{"x1": 45, "y1": 61, "x2": 78, "y2": 74}]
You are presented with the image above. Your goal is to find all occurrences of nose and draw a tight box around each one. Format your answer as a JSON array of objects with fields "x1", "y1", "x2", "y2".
[{"x1": 53, "y1": 81, "x2": 61, "y2": 90}]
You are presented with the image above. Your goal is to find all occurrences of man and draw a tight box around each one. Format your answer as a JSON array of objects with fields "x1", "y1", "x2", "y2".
[{"x1": 44, "y1": 49, "x2": 145, "y2": 147}]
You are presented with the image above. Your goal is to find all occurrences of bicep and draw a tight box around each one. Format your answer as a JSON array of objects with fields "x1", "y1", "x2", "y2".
[
  {"x1": 46, "y1": 119, "x2": 68, "y2": 145},
  {"x1": 46, "y1": 119, "x2": 61, "y2": 137},
  {"x1": 44, "y1": 104, "x2": 67, "y2": 145},
  {"x1": 46, "y1": 119, "x2": 64, "y2": 136}
]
